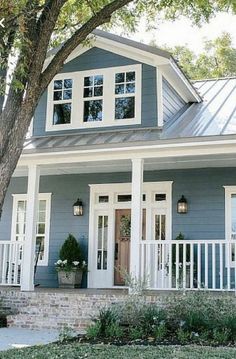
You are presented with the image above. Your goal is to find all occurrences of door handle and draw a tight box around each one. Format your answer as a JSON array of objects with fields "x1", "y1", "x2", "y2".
[{"x1": 115, "y1": 243, "x2": 118, "y2": 260}]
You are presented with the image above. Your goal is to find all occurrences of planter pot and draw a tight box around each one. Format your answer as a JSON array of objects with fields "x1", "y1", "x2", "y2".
[{"x1": 57, "y1": 269, "x2": 83, "y2": 289}]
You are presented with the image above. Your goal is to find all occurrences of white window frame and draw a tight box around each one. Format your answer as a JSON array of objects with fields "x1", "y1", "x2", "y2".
[
  {"x1": 46, "y1": 64, "x2": 142, "y2": 131},
  {"x1": 224, "y1": 186, "x2": 236, "y2": 267},
  {"x1": 11, "y1": 193, "x2": 52, "y2": 266}
]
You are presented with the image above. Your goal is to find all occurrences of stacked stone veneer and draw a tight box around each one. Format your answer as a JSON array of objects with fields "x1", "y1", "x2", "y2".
[{"x1": 0, "y1": 288, "x2": 162, "y2": 332}]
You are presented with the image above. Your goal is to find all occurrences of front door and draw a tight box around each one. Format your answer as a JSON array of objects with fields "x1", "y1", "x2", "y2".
[
  {"x1": 114, "y1": 209, "x2": 146, "y2": 285},
  {"x1": 114, "y1": 209, "x2": 131, "y2": 285}
]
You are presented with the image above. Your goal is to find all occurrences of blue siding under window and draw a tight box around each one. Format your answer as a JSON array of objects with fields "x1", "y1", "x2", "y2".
[
  {"x1": 163, "y1": 77, "x2": 186, "y2": 123},
  {"x1": 33, "y1": 47, "x2": 157, "y2": 136},
  {"x1": 0, "y1": 167, "x2": 233, "y2": 288}
]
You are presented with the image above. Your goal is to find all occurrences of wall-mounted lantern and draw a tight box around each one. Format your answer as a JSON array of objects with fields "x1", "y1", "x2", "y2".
[
  {"x1": 177, "y1": 195, "x2": 188, "y2": 214},
  {"x1": 73, "y1": 198, "x2": 84, "y2": 216}
]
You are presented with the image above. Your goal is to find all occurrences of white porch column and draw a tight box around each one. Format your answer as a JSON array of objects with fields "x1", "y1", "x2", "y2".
[
  {"x1": 130, "y1": 158, "x2": 143, "y2": 283},
  {"x1": 21, "y1": 165, "x2": 40, "y2": 291}
]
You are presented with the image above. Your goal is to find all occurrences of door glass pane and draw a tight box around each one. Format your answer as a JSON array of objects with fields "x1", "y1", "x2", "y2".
[
  {"x1": 97, "y1": 215, "x2": 108, "y2": 270},
  {"x1": 155, "y1": 214, "x2": 166, "y2": 240},
  {"x1": 231, "y1": 195, "x2": 236, "y2": 239}
]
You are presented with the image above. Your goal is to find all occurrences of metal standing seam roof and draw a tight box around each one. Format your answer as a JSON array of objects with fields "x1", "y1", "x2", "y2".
[
  {"x1": 162, "y1": 77, "x2": 236, "y2": 139},
  {"x1": 23, "y1": 77, "x2": 236, "y2": 154}
]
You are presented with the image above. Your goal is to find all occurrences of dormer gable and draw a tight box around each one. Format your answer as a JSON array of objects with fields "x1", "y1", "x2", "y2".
[{"x1": 33, "y1": 30, "x2": 201, "y2": 137}]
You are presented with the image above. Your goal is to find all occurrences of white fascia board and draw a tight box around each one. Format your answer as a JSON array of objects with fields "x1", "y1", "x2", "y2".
[
  {"x1": 18, "y1": 139, "x2": 236, "y2": 167},
  {"x1": 169, "y1": 59, "x2": 201, "y2": 102},
  {"x1": 43, "y1": 35, "x2": 169, "y2": 71}
]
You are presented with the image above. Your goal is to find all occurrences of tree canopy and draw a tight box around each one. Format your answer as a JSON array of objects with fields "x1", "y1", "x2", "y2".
[
  {"x1": 0, "y1": 0, "x2": 236, "y2": 215},
  {"x1": 159, "y1": 32, "x2": 236, "y2": 80}
]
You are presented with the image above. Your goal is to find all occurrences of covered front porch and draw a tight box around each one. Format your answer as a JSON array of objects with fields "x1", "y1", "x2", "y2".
[{"x1": 0, "y1": 139, "x2": 236, "y2": 292}]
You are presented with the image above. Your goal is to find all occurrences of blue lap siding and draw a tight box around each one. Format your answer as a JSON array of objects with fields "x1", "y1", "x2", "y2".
[
  {"x1": 0, "y1": 167, "x2": 231, "y2": 288},
  {"x1": 33, "y1": 47, "x2": 158, "y2": 136}
]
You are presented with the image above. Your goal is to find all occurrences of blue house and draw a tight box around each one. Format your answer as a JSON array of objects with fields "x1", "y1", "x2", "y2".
[{"x1": 0, "y1": 30, "x2": 236, "y2": 292}]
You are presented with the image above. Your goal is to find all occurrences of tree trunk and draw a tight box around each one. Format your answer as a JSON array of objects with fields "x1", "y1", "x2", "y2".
[{"x1": 0, "y1": 0, "x2": 133, "y2": 218}]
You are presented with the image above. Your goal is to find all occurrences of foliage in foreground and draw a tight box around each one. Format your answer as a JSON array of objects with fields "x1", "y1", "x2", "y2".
[
  {"x1": 86, "y1": 292, "x2": 236, "y2": 346},
  {"x1": 1, "y1": 343, "x2": 236, "y2": 359},
  {"x1": 0, "y1": 300, "x2": 7, "y2": 328}
]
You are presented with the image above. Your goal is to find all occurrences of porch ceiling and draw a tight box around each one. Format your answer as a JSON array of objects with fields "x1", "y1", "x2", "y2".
[{"x1": 13, "y1": 153, "x2": 236, "y2": 177}]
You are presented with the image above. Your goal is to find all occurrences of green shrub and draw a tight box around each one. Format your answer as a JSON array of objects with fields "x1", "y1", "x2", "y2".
[
  {"x1": 86, "y1": 322, "x2": 102, "y2": 339},
  {"x1": 129, "y1": 326, "x2": 144, "y2": 340},
  {"x1": 176, "y1": 328, "x2": 190, "y2": 344},
  {"x1": 153, "y1": 322, "x2": 168, "y2": 341},
  {"x1": 59, "y1": 233, "x2": 82, "y2": 265},
  {"x1": 212, "y1": 328, "x2": 231, "y2": 345},
  {"x1": 105, "y1": 322, "x2": 123, "y2": 339},
  {"x1": 0, "y1": 300, "x2": 7, "y2": 328},
  {"x1": 86, "y1": 292, "x2": 236, "y2": 345}
]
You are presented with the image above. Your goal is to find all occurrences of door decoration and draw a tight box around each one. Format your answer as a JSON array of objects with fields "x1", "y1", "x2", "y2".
[{"x1": 120, "y1": 215, "x2": 131, "y2": 239}]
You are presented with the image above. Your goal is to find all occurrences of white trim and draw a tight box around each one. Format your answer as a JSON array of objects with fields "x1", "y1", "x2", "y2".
[
  {"x1": 130, "y1": 159, "x2": 143, "y2": 281},
  {"x1": 224, "y1": 186, "x2": 236, "y2": 267},
  {"x1": 88, "y1": 181, "x2": 173, "y2": 289},
  {"x1": 156, "y1": 68, "x2": 163, "y2": 127},
  {"x1": 43, "y1": 34, "x2": 200, "y2": 103},
  {"x1": 11, "y1": 193, "x2": 52, "y2": 266},
  {"x1": 46, "y1": 64, "x2": 142, "y2": 132},
  {"x1": 18, "y1": 138, "x2": 236, "y2": 169}
]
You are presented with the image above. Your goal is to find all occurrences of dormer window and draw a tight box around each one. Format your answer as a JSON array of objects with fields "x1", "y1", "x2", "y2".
[
  {"x1": 46, "y1": 64, "x2": 141, "y2": 131},
  {"x1": 53, "y1": 79, "x2": 73, "y2": 125},
  {"x1": 83, "y1": 75, "x2": 103, "y2": 122},
  {"x1": 115, "y1": 71, "x2": 135, "y2": 120}
]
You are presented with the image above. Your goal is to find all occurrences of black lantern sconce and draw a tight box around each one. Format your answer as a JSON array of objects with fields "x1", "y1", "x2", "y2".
[
  {"x1": 177, "y1": 195, "x2": 188, "y2": 214},
  {"x1": 73, "y1": 198, "x2": 84, "y2": 216}
]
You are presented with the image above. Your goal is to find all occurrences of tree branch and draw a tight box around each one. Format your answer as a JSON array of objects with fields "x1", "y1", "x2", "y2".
[{"x1": 40, "y1": 0, "x2": 132, "y2": 91}]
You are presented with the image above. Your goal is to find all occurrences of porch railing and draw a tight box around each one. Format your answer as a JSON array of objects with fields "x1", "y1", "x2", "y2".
[
  {"x1": 140, "y1": 240, "x2": 236, "y2": 291},
  {"x1": 0, "y1": 241, "x2": 23, "y2": 286}
]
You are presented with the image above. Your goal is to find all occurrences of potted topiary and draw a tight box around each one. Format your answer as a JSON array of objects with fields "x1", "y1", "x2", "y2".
[{"x1": 55, "y1": 233, "x2": 87, "y2": 288}]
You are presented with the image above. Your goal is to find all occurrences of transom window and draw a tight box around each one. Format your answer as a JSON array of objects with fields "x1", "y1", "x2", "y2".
[
  {"x1": 115, "y1": 71, "x2": 136, "y2": 120},
  {"x1": 52, "y1": 79, "x2": 73, "y2": 126},
  {"x1": 11, "y1": 194, "x2": 51, "y2": 266},
  {"x1": 83, "y1": 75, "x2": 103, "y2": 122},
  {"x1": 46, "y1": 64, "x2": 141, "y2": 131}
]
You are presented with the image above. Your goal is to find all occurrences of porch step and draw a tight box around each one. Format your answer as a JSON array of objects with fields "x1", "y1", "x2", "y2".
[{"x1": 0, "y1": 288, "x2": 129, "y2": 332}]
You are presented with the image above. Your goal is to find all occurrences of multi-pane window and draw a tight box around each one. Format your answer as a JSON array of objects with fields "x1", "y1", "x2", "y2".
[
  {"x1": 114, "y1": 71, "x2": 136, "y2": 120},
  {"x1": 83, "y1": 75, "x2": 103, "y2": 122},
  {"x1": 12, "y1": 195, "x2": 51, "y2": 265},
  {"x1": 47, "y1": 65, "x2": 141, "y2": 131},
  {"x1": 53, "y1": 79, "x2": 73, "y2": 125},
  {"x1": 97, "y1": 215, "x2": 108, "y2": 270}
]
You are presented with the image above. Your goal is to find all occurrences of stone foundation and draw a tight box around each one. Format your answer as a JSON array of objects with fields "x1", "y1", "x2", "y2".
[{"x1": 0, "y1": 288, "x2": 163, "y2": 332}]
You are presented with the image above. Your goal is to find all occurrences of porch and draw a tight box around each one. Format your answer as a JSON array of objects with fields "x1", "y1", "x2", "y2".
[{"x1": 1, "y1": 140, "x2": 236, "y2": 292}]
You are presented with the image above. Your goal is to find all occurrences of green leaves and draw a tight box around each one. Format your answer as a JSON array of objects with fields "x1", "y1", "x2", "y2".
[{"x1": 161, "y1": 32, "x2": 236, "y2": 80}]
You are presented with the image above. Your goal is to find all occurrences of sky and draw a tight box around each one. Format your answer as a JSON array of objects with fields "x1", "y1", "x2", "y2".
[{"x1": 117, "y1": 12, "x2": 236, "y2": 54}]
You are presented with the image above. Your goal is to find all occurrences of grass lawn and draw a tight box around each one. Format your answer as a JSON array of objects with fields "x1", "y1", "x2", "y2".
[{"x1": 0, "y1": 343, "x2": 236, "y2": 359}]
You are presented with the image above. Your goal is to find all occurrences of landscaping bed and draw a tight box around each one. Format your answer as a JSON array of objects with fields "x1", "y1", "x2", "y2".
[
  {"x1": 85, "y1": 292, "x2": 236, "y2": 347},
  {"x1": 0, "y1": 343, "x2": 236, "y2": 359}
]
